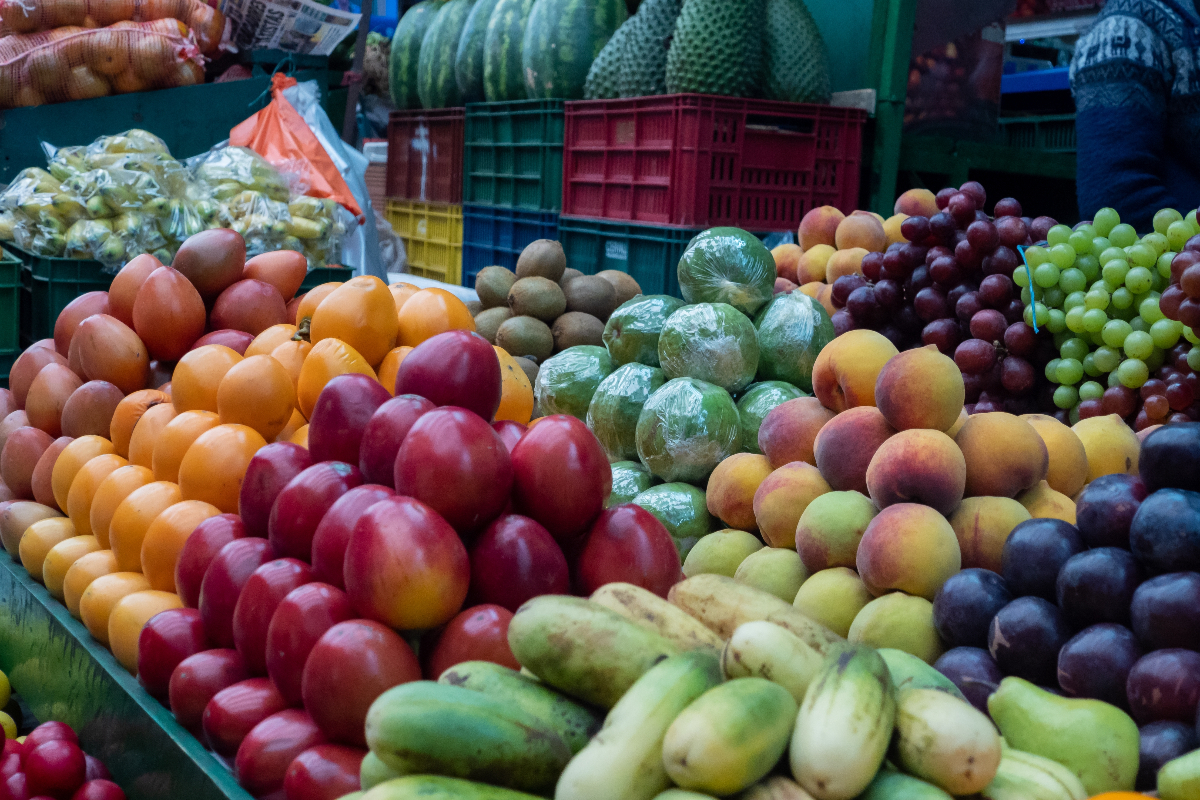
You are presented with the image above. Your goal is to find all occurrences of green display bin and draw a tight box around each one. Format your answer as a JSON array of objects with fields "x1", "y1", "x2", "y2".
[
  {"x1": 299, "y1": 265, "x2": 355, "y2": 292},
  {"x1": 998, "y1": 114, "x2": 1077, "y2": 154},
  {"x1": 1, "y1": 247, "x2": 18, "y2": 355},
  {"x1": 0, "y1": 351, "x2": 15, "y2": 389},
  {"x1": 13, "y1": 246, "x2": 112, "y2": 345},
  {"x1": 464, "y1": 100, "x2": 565, "y2": 212},
  {"x1": 0, "y1": 556, "x2": 254, "y2": 800},
  {"x1": 558, "y1": 216, "x2": 703, "y2": 298}
]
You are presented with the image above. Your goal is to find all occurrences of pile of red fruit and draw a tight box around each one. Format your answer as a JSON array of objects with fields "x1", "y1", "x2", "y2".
[{"x1": 1, "y1": 721, "x2": 123, "y2": 800}]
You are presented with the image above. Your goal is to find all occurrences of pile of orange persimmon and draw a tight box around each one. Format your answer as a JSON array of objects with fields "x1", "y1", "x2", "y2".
[{"x1": 0, "y1": 228, "x2": 534, "y2": 667}]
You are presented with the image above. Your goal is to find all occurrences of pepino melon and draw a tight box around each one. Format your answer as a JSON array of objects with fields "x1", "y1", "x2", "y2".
[
  {"x1": 523, "y1": 0, "x2": 628, "y2": 100},
  {"x1": 418, "y1": 0, "x2": 477, "y2": 109},
  {"x1": 390, "y1": 0, "x2": 446, "y2": 109}
]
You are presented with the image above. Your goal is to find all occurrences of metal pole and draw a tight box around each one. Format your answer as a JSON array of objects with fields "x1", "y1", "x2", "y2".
[{"x1": 341, "y1": 9, "x2": 371, "y2": 145}]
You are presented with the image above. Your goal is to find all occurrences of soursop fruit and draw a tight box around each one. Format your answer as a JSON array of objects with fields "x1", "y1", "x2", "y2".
[
  {"x1": 665, "y1": 0, "x2": 765, "y2": 98},
  {"x1": 763, "y1": 0, "x2": 831, "y2": 102},
  {"x1": 584, "y1": 16, "x2": 634, "y2": 99},
  {"x1": 616, "y1": 0, "x2": 682, "y2": 97}
]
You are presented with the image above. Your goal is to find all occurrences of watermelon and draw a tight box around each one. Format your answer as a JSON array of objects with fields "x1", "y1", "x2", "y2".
[
  {"x1": 455, "y1": 0, "x2": 503, "y2": 104},
  {"x1": 483, "y1": 0, "x2": 534, "y2": 101},
  {"x1": 657, "y1": 302, "x2": 760, "y2": 394},
  {"x1": 390, "y1": 1, "x2": 445, "y2": 109},
  {"x1": 522, "y1": 0, "x2": 628, "y2": 100},
  {"x1": 418, "y1": 0, "x2": 476, "y2": 109},
  {"x1": 602, "y1": 294, "x2": 685, "y2": 368}
]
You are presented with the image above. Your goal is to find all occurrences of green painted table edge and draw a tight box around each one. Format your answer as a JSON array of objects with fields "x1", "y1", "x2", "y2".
[{"x1": 0, "y1": 556, "x2": 253, "y2": 800}]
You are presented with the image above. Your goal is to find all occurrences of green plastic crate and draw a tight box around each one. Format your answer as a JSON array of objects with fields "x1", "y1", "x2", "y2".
[
  {"x1": 0, "y1": 351, "x2": 15, "y2": 389},
  {"x1": 299, "y1": 265, "x2": 354, "y2": 292},
  {"x1": 558, "y1": 216, "x2": 703, "y2": 298},
  {"x1": 998, "y1": 114, "x2": 1077, "y2": 154},
  {"x1": 12, "y1": 246, "x2": 112, "y2": 344},
  {"x1": 464, "y1": 100, "x2": 565, "y2": 212},
  {"x1": 1, "y1": 248, "x2": 18, "y2": 356}
]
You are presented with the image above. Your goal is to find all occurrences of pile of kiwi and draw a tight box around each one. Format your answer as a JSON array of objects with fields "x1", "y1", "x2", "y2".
[{"x1": 473, "y1": 239, "x2": 642, "y2": 384}]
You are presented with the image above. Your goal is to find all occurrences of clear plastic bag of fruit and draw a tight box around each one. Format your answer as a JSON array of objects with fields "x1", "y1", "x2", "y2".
[
  {"x1": 0, "y1": 19, "x2": 206, "y2": 110},
  {"x1": 191, "y1": 145, "x2": 292, "y2": 204},
  {"x1": 0, "y1": 0, "x2": 225, "y2": 54}
]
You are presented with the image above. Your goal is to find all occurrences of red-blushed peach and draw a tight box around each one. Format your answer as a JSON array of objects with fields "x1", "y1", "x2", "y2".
[
  {"x1": 894, "y1": 188, "x2": 939, "y2": 218},
  {"x1": 795, "y1": 490, "x2": 877, "y2": 573},
  {"x1": 947, "y1": 496, "x2": 1031, "y2": 572},
  {"x1": 758, "y1": 397, "x2": 835, "y2": 469},
  {"x1": 771, "y1": 244, "x2": 802, "y2": 283},
  {"x1": 825, "y1": 248, "x2": 868, "y2": 283},
  {"x1": 1071, "y1": 413, "x2": 1140, "y2": 483},
  {"x1": 947, "y1": 408, "x2": 967, "y2": 438},
  {"x1": 848, "y1": 592, "x2": 944, "y2": 664},
  {"x1": 706, "y1": 453, "x2": 773, "y2": 532},
  {"x1": 865, "y1": 429, "x2": 965, "y2": 516},
  {"x1": 774, "y1": 278, "x2": 798, "y2": 295},
  {"x1": 1136, "y1": 424, "x2": 1162, "y2": 444},
  {"x1": 883, "y1": 214, "x2": 908, "y2": 245},
  {"x1": 799, "y1": 282, "x2": 836, "y2": 318},
  {"x1": 751, "y1": 462, "x2": 831, "y2": 549},
  {"x1": 793, "y1": 567, "x2": 872, "y2": 638},
  {"x1": 874, "y1": 346, "x2": 965, "y2": 432},
  {"x1": 811, "y1": 330, "x2": 898, "y2": 413},
  {"x1": 835, "y1": 214, "x2": 887, "y2": 253},
  {"x1": 1021, "y1": 413, "x2": 1088, "y2": 498},
  {"x1": 812, "y1": 406, "x2": 894, "y2": 494},
  {"x1": 798, "y1": 206, "x2": 844, "y2": 250},
  {"x1": 1016, "y1": 480, "x2": 1076, "y2": 524},
  {"x1": 797, "y1": 245, "x2": 835, "y2": 284},
  {"x1": 955, "y1": 412, "x2": 1049, "y2": 498},
  {"x1": 855, "y1": 503, "x2": 961, "y2": 601}
]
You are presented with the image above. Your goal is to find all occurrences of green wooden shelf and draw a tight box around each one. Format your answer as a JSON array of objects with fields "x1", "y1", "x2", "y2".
[
  {"x1": 899, "y1": 135, "x2": 1077, "y2": 184},
  {"x1": 0, "y1": 556, "x2": 253, "y2": 800}
]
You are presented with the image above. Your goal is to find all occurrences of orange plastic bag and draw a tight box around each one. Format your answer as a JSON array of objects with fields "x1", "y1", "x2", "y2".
[{"x1": 230, "y1": 73, "x2": 364, "y2": 221}]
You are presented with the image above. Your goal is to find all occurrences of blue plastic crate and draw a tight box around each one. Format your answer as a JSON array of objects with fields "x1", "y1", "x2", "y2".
[{"x1": 462, "y1": 204, "x2": 560, "y2": 289}]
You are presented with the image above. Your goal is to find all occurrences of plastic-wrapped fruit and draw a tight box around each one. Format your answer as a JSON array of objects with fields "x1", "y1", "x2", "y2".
[
  {"x1": 635, "y1": 378, "x2": 741, "y2": 485},
  {"x1": 602, "y1": 295, "x2": 686, "y2": 367},
  {"x1": 736, "y1": 381, "x2": 805, "y2": 455},
  {"x1": 630, "y1": 482, "x2": 714, "y2": 559},
  {"x1": 587, "y1": 363, "x2": 665, "y2": 462},
  {"x1": 659, "y1": 302, "x2": 761, "y2": 393},
  {"x1": 534, "y1": 346, "x2": 614, "y2": 420},
  {"x1": 607, "y1": 461, "x2": 655, "y2": 508},
  {"x1": 676, "y1": 227, "x2": 775, "y2": 317},
  {"x1": 753, "y1": 291, "x2": 835, "y2": 392}
]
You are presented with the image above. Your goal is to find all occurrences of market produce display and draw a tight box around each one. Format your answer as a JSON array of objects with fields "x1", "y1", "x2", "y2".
[{"x1": 0, "y1": 130, "x2": 349, "y2": 269}]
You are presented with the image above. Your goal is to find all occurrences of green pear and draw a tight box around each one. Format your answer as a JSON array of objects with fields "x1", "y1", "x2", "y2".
[
  {"x1": 793, "y1": 567, "x2": 872, "y2": 638},
  {"x1": 848, "y1": 593, "x2": 944, "y2": 664},
  {"x1": 987, "y1": 677, "x2": 1138, "y2": 795},
  {"x1": 733, "y1": 547, "x2": 808, "y2": 603},
  {"x1": 1159, "y1": 748, "x2": 1200, "y2": 800},
  {"x1": 682, "y1": 530, "x2": 764, "y2": 578}
]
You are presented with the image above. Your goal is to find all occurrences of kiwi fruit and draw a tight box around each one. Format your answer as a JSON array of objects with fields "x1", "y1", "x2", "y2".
[
  {"x1": 563, "y1": 275, "x2": 618, "y2": 322},
  {"x1": 465, "y1": 300, "x2": 483, "y2": 317},
  {"x1": 515, "y1": 356, "x2": 539, "y2": 387},
  {"x1": 552, "y1": 312, "x2": 605, "y2": 352},
  {"x1": 476, "y1": 266, "x2": 518, "y2": 309},
  {"x1": 515, "y1": 239, "x2": 567, "y2": 282},
  {"x1": 559, "y1": 267, "x2": 584, "y2": 288},
  {"x1": 474, "y1": 307, "x2": 512, "y2": 344},
  {"x1": 496, "y1": 316, "x2": 554, "y2": 363},
  {"x1": 508, "y1": 277, "x2": 566, "y2": 322},
  {"x1": 597, "y1": 270, "x2": 642, "y2": 308}
]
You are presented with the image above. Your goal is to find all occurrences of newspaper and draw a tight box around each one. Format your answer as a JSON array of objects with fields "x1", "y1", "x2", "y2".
[{"x1": 219, "y1": 0, "x2": 362, "y2": 56}]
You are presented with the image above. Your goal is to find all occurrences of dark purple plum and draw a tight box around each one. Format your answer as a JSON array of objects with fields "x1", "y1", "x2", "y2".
[
  {"x1": 988, "y1": 596, "x2": 1071, "y2": 684},
  {"x1": 1126, "y1": 649, "x2": 1200, "y2": 724},
  {"x1": 1139, "y1": 422, "x2": 1200, "y2": 493},
  {"x1": 1056, "y1": 548, "x2": 1142, "y2": 629},
  {"x1": 1137, "y1": 721, "x2": 1197, "y2": 790},
  {"x1": 1130, "y1": 572, "x2": 1200, "y2": 652},
  {"x1": 1056, "y1": 623, "x2": 1142, "y2": 708},
  {"x1": 1001, "y1": 518, "x2": 1085, "y2": 601},
  {"x1": 1076, "y1": 473, "x2": 1149, "y2": 549},
  {"x1": 934, "y1": 647, "x2": 1002, "y2": 715},
  {"x1": 933, "y1": 569, "x2": 1012, "y2": 649},
  {"x1": 1129, "y1": 488, "x2": 1200, "y2": 573}
]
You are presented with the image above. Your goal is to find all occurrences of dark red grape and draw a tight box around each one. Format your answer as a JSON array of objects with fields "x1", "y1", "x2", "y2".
[
  {"x1": 1145, "y1": 394, "x2": 1170, "y2": 420},
  {"x1": 935, "y1": 187, "x2": 957, "y2": 210},
  {"x1": 1168, "y1": 412, "x2": 1192, "y2": 424},
  {"x1": 963, "y1": 372, "x2": 986, "y2": 402},
  {"x1": 878, "y1": 325, "x2": 908, "y2": 350},
  {"x1": 974, "y1": 398, "x2": 1004, "y2": 413},
  {"x1": 996, "y1": 216, "x2": 1028, "y2": 248},
  {"x1": 1169, "y1": 383, "x2": 1197, "y2": 413},
  {"x1": 1170, "y1": 251, "x2": 1200, "y2": 284},
  {"x1": 983, "y1": 245, "x2": 1020, "y2": 278},
  {"x1": 1160, "y1": 286, "x2": 1187, "y2": 320},
  {"x1": 930, "y1": 256, "x2": 962, "y2": 287},
  {"x1": 948, "y1": 193, "x2": 977, "y2": 227},
  {"x1": 959, "y1": 180, "x2": 987, "y2": 208},
  {"x1": 921, "y1": 318, "x2": 960, "y2": 355},
  {"x1": 1178, "y1": 298, "x2": 1200, "y2": 328},
  {"x1": 994, "y1": 197, "x2": 1022, "y2": 217},
  {"x1": 1080, "y1": 399, "x2": 1106, "y2": 419},
  {"x1": 861, "y1": 251, "x2": 884, "y2": 282},
  {"x1": 926, "y1": 245, "x2": 953, "y2": 266},
  {"x1": 978, "y1": 274, "x2": 1014, "y2": 307},
  {"x1": 831, "y1": 310, "x2": 856, "y2": 336},
  {"x1": 974, "y1": 210, "x2": 992, "y2": 225},
  {"x1": 929, "y1": 212, "x2": 958, "y2": 244},
  {"x1": 900, "y1": 216, "x2": 931, "y2": 243},
  {"x1": 967, "y1": 220, "x2": 1000, "y2": 253},
  {"x1": 1003, "y1": 298, "x2": 1026, "y2": 324},
  {"x1": 1162, "y1": 370, "x2": 1184, "y2": 384},
  {"x1": 874, "y1": 279, "x2": 902, "y2": 310},
  {"x1": 954, "y1": 239, "x2": 983, "y2": 271},
  {"x1": 846, "y1": 285, "x2": 882, "y2": 327},
  {"x1": 1103, "y1": 386, "x2": 1138, "y2": 418},
  {"x1": 1001, "y1": 356, "x2": 1037, "y2": 394},
  {"x1": 914, "y1": 287, "x2": 950, "y2": 322},
  {"x1": 970, "y1": 309, "x2": 1008, "y2": 342},
  {"x1": 1184, "y1": 234, "x2": 1200, "y2": 254},
  {"x1": 831, "y1": 274, "x2": 867, "y2": 308},
  {"x1": 946, "y1": 282, "x2": 975, "y2": 309},
  {"x1": 1030, "y1": 216, "x2": 1057, "y2": 242},
  {"x1": 1140, "y1": 380, "x2": 1168, "y2": 400},
  {"x1": 1003, "y1": 322, "x2": 1037, "y2": 357},
  {"x1": 905, "y1": 265, "x2": 933, "y2": 300},
  {"x1": 894, "y1": 304, "x2": 923, "y2": 335},
  {"x1": 901, "y1": 244, "x2": 928, "y2": 271},
  {"x1": 1180, "y1": 265, "x2": 1200, "y2": 297},
  {"x1": 1134, "y1": 409, "x2": 1154, "y2": 430},
  {"x1": 956, "y1": 291, "x2": 984, "y2": 323},
  {"x1": 955, "y1": 339, "x2": 997, "y2": 374}
]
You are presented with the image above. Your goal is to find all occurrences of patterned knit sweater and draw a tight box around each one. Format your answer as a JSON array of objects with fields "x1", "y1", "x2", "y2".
[{"x1": 1070, "y1": 0, "x2": 1200, "y2": 229}]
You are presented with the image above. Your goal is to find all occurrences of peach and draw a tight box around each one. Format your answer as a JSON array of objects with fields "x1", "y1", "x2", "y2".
[
  {"x1": 849, "y1": 593, "x2": 944, "y2": 664},
  {"x1": 771, "y1": 244, "x2": 802, "y2": 283},
  {"x1": 1136, "y1": 424, "x2": 1162, "y2": 443},
  {"x1": 774, "y1": 278, "x2": 798, "y2": 295},
  {"x1": 865, "y1": 428, "x2": 966, "y2": 515},
  {"x1": 947, "y1": 408, "x2": 968, "y2": 438},
  {"x1": 734, "y1": 547, "x2": 807, "y2": 603},
  {"x1": 835, "y1": 214, "x2": 887, "y2": 253},
  {"x1": 795, "y1": 490, "x2": 877, "y2": 573},
  {"x1": 855, "y1": 503, "x2": 961, "y2": 601},
  {"x1": 1071, "y1": 413, "x2": 1140, "y2": 483},
  {"x1": 1016, "y1": 480, "x2": 1076, "y2": 524},
  {"x1": 812, "y1": 330, "x2": 899, "y2": 412},
  {"x1": 883, "y1": 213, "x2": 908, "y2": 245},
  {"x1": 752, "y1": 462, "x2": 831, "y2": 549},
  {"x1": 894, "y1": 188, "x2": 939, "y2": 218},
  {"x1": 813, "y1": 406, "x2": 895, "y2": 494},
  {"x1": 947, "y1": 496, "x2": 1031, "y2": 572},
  {"x1": 757, "y1": 397, "x2": 835, "y2": 469},
  {"x1": 793, "y1": 567, "x2": 872, "y2": 638},
  {"x1": 955, "y1": 412, "x2": 1049, "y2": 498},
  {"x1": 874, "y1": 346, "x2": 965, "y2": 432},
  {"x1": 1021, "y1": 414, "x2": 1088, "y2": 498},
  {"x1": 798, "y1": 206, "x2": 844, "y2": 251},
  {"x1": 797, "y1": 245, "x2": 835, "y2": 284},
  {"x1": 825, "y1": 248, "x2": 868, "y2": 283},
  {"x1": 706, "y1": 453, "x2": 773, "y2": 532}
]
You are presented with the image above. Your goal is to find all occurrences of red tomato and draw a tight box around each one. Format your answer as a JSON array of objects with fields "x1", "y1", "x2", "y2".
[
  {"x1": 307, "y1": 374, "x2": 391, "y2": 467},
  {"x1": 175, "y1": 514, "x2": 246, "y2": 609},
  {"x1": 468, "y1": 515, "x2": 570, "y2": 612},
  {"x1": 424, "y1": 604, "x2": 520, "y2": 679},
  {"x1": 268, "y1": 463, "x2": 362, "y2": 561},
  {"x1": 357, "y1": 395, "x2": 435, "y2": 487},
  {"x1": 199, "y1": 539, "x2": 277, "y2": 648},
  {"x1": 69, "y1": 780, "x2": 125, "y2": 800},
  {"x1": 309, "y1": 485, "x2": 394, "y2": 589},
  {"x1": 25, "y1": 739, "x2": 86, "y2": 799},
  {"x1": 169, "y1": 649, "x2": 249, "y2": 734},
  {"x1": 239, "y1": 443, "x2": 313, "y2": 538},
  {"x1": 137, "y1": 607, "x2": 208, "y2": 701}
]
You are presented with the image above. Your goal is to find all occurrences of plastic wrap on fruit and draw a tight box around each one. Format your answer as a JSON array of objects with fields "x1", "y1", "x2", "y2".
[
  {"x1": 607, "y1": 461, "x2": 655, "y2": 508},
  {"x1": 587, "y1": 363, "x2": 666, "y2": 462},
  {"x1": 753, "y1": 291, "x2": 835, "y2": 393},
  {"x1": 193, "y1": 147, "x2": 292, "y2": 203},
  {"x1": 64, "y1": 219, "x2": 113, "y2": 258},
  {"x1": 676, "y1": 227, "x2": 776, "y2": 317},
  {"x1": 629, "y1": 482, "x2": 714, "y2": 558},
  {"x1": 657, "y1": 303, "x2": 761, "y2": 394},
  {"x1": 635, "y1": 377, "x2": 741, "y2": 485},
  {"x1": 534, "y1": 345, "x2": 615, "y2": 421}
]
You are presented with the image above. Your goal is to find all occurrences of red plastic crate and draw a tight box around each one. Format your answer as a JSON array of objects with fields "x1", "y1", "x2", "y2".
[
  {"x1": 386, "y1": 108, "x2": 465, "y2": 204},
  {"x1": 562, "y1": 94, "x2": 867, "y2": 230}
]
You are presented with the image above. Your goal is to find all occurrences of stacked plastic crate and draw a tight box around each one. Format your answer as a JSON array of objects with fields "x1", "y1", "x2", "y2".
[
  {"x1": 384, "y1": 108, "x2": 466, "y2": 285},
  {"x1": 461, "y1": 100, "x2": 564, "y2": 288},
  {"x1": 559, "y1": 94, "x2": 868, "y2": 296}
]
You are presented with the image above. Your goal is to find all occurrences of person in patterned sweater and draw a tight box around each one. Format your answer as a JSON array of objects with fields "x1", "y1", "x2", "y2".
[{"x1": 1070, "y1": 0, "x2": 1200, "y2": 229}]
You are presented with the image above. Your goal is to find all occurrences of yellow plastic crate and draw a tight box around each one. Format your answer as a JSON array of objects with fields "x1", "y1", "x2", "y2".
[{"x1": 386, "y1": 200, "x2": 464, "y2": 285}]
